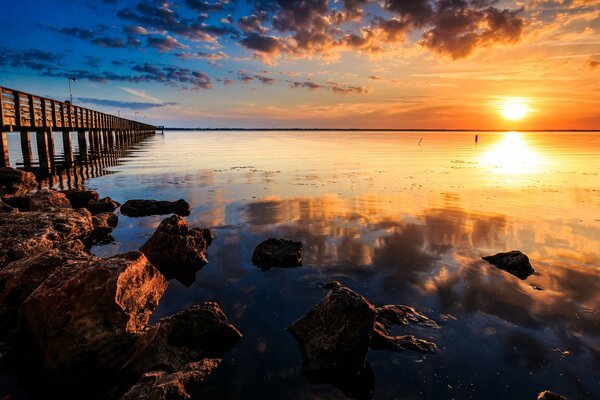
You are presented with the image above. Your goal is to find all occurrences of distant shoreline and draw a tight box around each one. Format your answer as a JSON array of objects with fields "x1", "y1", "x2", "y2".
[{"x1": 160, "y1": 128, "x2": 600, "y2": 132}]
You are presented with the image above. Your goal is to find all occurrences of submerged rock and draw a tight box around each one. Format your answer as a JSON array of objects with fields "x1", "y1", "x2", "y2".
[
  {"x1": 121, "y1": 359, "x2": 221, "y2": 400},
  {"x1": 17, "y1": 251, "x2": 168, "y2": 394},
  {"x1": 252, "y1": 238, "x2": 302, "y2": 270},
  {"x1": 371, "y1": 305, "x2": 437, "y2": 353},
  {"x1": 123, "y1": 303, "x2": 242, "y2": 379},
  {"x1": 0, "y1": 209, "x2": 94, "y2": 268},
  {"x1": 86, "y1": 197, "x2": 121, "y2": 215},
  {"x1": 537, "y1": 391, "x2": 569, "y2": 400},
  {"x1": 140, "y1": 215, "x2": 213, "y2": 286},
  {"x1": 61, "y1": 188, "x2": 101, "y2": 209},
  {"x1": 3, "y1": 189, "x2": 71, "y2": 212},
  {"x1": 0, "y1": 167, "x2": 37, "y2": 197},
  {"x1": 121, "y1": 199, "x2": 191, "y2": 217},
  {"x1": 482, "y1": 250, "x2": 535, "y2": 280},
  {"x1": 287, "y1": 281, "x2": 376, "y2": 377}
]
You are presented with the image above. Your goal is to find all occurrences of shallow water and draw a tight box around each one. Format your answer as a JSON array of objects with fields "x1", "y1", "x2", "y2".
[{"x1": 11, "y1": 130, "x2": 600, "y2": 399}]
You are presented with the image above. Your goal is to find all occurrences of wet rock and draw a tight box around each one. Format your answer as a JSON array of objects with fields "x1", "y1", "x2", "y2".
[
  {"x1": 0, "y1": 167, "x2": 37, "y2": 197},
  {"x1": 61, "y1": 188, "x2": 100, "y2": 209},
  {"x1": 17, "y1": 251, "x2": 168, "y2": 393},
  {"x1": 482, "y1": 250, "x2": 535, "y2": 279},
  {"x1": 252, "y1": 238, "x2": 302, "y2": 270},
  {"x1": 0, "y1": 199, "x2": 14, "y2": 212},
  {"x1": 370, "y1": 305, "x2": 438, "y2": 353},
  {"x1": 0, "y1": 209, "x2": 94, "y2": 268},
  {"x1": 0, "y1": 241, "x2": 88, "y2": 337},
  {"x1": 86, "y1": 197, "x2": 121, "y2": 215},
  {"x1": 288, "y1": 281, "x2": 376, "y2": 378},
  {"x1": 123, "y1": 303, "x2": 241, "y2": 380},
  {"x1": 121, "y1": 199, "x2": 191, "y2": 217},
  {"x1": 140, "y1": 215, "x2": 213, "y2": 286},
  {"x1": 3, "y1": 189, "x2": 71, "y2": 212},
  {"x1": 87, "y1": 212, "x2": 119, "y2": 246},
  {"x1": 121, "y1": 359, "x2": 221, "y2": 400},
  {"x1": 93, "y1": 212, "x2": 119, "y2": 229},
  {"x1": 537, "y1": 391, "x2": 569, "y2": 400}
]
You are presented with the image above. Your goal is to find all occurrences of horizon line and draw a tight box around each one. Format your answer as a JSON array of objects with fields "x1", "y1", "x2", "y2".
[{"x1": 161, "y1": 128, "x2": 600, "y2": 132}]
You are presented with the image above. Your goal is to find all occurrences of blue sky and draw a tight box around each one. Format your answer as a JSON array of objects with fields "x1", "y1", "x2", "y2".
[{"x1": 1, "y1": 0, "x2": 599, "y2": 129}]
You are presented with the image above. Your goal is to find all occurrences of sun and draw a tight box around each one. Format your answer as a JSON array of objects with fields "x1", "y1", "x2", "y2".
[{"x1": 499, "y1": 98, "x2": 531, "y2": 121}]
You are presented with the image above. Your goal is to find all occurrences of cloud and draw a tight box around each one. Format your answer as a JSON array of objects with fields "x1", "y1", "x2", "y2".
[
  {"x1": 289, "y1": 80, "x2": 369, "y2": 94},
  {"x1": 147, "y1": 35, "x2": 188, "y2": 52},
  {"x1": 586, "y1": 57, "x2": 600, "y2": 69},
  {"x1": 0, "y1": 48, "x2": 63, "y2": 70},
  {"x1": 76, "y1": 97, "x2": 177, "y2": 110},
  {"x1": 178, "y1": 51, "x2": 229, "y2": 60},
  {"x1": 54, "y1": 25, "x2": 130, "y2": 49},
  {"x1": 185, "y1": 0, "x2": 227, "y2": 12}
]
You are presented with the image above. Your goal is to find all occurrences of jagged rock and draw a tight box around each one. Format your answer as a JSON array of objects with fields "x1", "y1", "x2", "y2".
[
  {"x1": 0, "y1": 241, "x2": 88, "y2": 337},
  {"x1": 482, "y1": 250, "x2": 535, "y2": 280},
  {"x1": 87, "y1": 212, "x2": 119, "y2": 246},
  {"x1": 86, "y1": 197, "x2": 120, "y2": 215},
  {"x1": 252, "y1": 238, "x2": 302, "y2": 270},
  {"x1": 0, "y1": 209, "x2": 94, "y2": 268},
  {"x1": 0, "y1": 199, "x2": 14, "y2": 212},
  {"x1": 537, "y1": 391, "x2": 569, "y2": 400},
  {"x1": 121, "y1": 359, "x2": 221, "y2": 400},
  {"x1": 0, "y1": 167, "x2": 37, "y2": 197},
  {"x1": 370, "y1": 305, "x2": 438, "y2": 353},
  {"x1": 17, "y1": 250, "x2": 167, "y2": 394},
  {"x1": 123, "y1": 303, "x2": 241, "y2": 380},
  {"x1": 140, "y1": 215, "x2": 212, "y2": 286},
  {"x1": 61, "y1": 188, "x2": 100, "y2": 209},
  {"x1": 3, "y1": 190, "x2": 71, "y2": 212},
  {"x1": 288, "y1": 282, "x2": 376, "y2": 378},
  {"x1": 121, "y1": 199, "x2": 191, "y2": 217}
]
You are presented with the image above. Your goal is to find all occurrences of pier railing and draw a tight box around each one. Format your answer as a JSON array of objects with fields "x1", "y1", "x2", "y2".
[{"x1": 0, "y1": 86, "x2": 156, "y2": 171}]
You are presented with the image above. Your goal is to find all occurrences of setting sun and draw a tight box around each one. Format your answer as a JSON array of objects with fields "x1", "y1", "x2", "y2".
[{"x1": 499, "y1": 98, "x2": 531, "y2": 121}]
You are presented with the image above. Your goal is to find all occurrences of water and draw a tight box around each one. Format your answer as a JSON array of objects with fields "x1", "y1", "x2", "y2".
[{"x1": 8, "y1": 130, "x2": 600, "y2": 399}]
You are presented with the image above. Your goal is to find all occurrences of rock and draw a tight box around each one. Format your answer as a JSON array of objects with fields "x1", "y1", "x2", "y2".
[
  {"x1": 287, "y1": 282, "x2": 376, "y2": 378},
  {"x1": 0, "y1": 209, "x2": 94, "y2": 268},
  {"x1": 0, "y1": 199, "x2": 14, "y2": 212},
  {"x1": 482, "y1": 250, "x2": 535, "y2": 279},
  {"x1": 371, "y1": 305, "x2": 437, "y2": 353},
  {"x1": 121, "y1": 199, "x2": 191, "y2": 217},
  {"x1": 61, "y1": 188, "x2": 100, "y2": 209},
  {"x1": 17, "y1": 251, "x2": 168, "y2": 394},
  {"x1": 121, "y1": 359, "x2": 221, "y2": 400},
  {"x1": 86, "y1": 197, "x2": 120, "y2": 215},
  {"x1": 537, "y1": 391, "x2": 569, "y2": 400},
  {"x1": 87, "y1": 212, "x2": 119, "y2": 246},
  {"x1": 252, "y1": 238, "x2": 302, "y2": 270},
  {"x1": 3, "y1": 190, "x2": 71, "y2": 212},
  {"x1": 0, "y1": 241, "x2": 88, "y2": 337},
  {"x1": 123, "y1": 303, "x2": 242, "y2": 380},
  {"x1": 140, "y1": 215, "x2": 213, "y2": 286},
  {"x1": 0, "y1": 167, "x2": 37, "y2": 197}
]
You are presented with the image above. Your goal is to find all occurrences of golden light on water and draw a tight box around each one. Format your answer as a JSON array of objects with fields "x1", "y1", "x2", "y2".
[
  {"x1": 480, "y1": 131, "x2": 543, "y2": 175},
  {"x1": 498, "y1": 98, "x2": 531, "y2": 121}
]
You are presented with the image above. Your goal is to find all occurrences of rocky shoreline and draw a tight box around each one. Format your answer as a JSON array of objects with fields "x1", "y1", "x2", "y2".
[{"x1": 0, "y1": 167, "x2": 571, "y2": 400}]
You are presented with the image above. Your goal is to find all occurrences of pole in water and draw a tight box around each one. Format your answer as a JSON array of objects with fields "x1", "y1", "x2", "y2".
[
  {"x1": 475, "y1": 134, "x2": 478, "y2": 143},
  {"x1": 418, "y1": 137, "x2": 423, "y2": 145}
]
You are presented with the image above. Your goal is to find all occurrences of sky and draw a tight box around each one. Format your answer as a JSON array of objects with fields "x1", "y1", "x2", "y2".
[{"x1": 0, "y1": 0, "x2": 599, "y2": 129}]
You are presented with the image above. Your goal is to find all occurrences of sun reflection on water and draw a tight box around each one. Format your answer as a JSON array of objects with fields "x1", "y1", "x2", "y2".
[{"x1": 480, "y1": 131, "x2": 544, "y2": 174}]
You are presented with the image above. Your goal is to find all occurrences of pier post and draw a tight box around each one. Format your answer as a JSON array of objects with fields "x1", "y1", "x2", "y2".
[
  {"x1": 77, "y1": 130, "x2": 88, "y2": 160},
  {"x1": 36, "y1": 130, "x2": 52, "y2": 171},
  {"x1": 62, "y1": 130, "x2": 74, "y2": 165},
  {"x1": 20, "y1": 131, "x2": 33, "y2": 167},
  {"x1": 0, "y1": 132, "x2": 9, "y2": 167}
]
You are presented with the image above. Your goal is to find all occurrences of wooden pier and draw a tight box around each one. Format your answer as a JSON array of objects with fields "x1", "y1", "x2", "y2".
[{"x1": 0, "y1": 86, "x2": 156, "y2": 182}]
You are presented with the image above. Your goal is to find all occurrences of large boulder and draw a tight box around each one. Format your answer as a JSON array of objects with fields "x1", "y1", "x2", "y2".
[
  {"x1": 86, "y1": 197, "x2": 120, "y2": 215},
  {"x1": 252, "y1": 238, "x2": 302, "y2": 270},
  {"x1": 61, "y1": 188, "x2": 100, "y2": 209},
  {"x1": 121, "y1": 199, "x2": 191, "y2": 217},
  {"x1": 140, "y1": 215, "x2": 213, "y2": 286},
  {"x1": 370, "y1": 305, "x2": 437, "y2": 353},
  {"x1": 121, "y1": 359, "x2": 221, "y2": 400},
  {"x1": 87, "y1": 212, "x2": 119, "y2": 246},
  {"x1": 0, "y1": 209, "x2": 94, "y2": 268},
  {"x1": 0, "y1": 167, "x2": 37, "y2": 197},
  {"x1": 537, "y1": 391, "x2": 569, "y2": 400},
  {"x1": 0, "y1": 199, "x2": 14, "y2": 212},
  {"x1": 482, "y1": 250, "x2": 535, "y2": 280},
  {"x1": 123, "y1": 303, "x2": 242, "y2": 380},
  {"x1": 0, "y1": 240, "x2": 88, "y2": 337},
  {"x1": 287, "y1": 281, "x2": 376, "y2": 378},
  {"x1": 3, "y1": 189, "x2": 71, "y2": 212},
  {"x1": 17, "y1": 251, "x2": 168, "y2": 393}
]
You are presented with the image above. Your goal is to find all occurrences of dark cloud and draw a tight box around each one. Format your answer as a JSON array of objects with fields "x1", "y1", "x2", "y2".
[
  {"x1": 56, "y1": 27, "x2": 96, "y2": 40},
  {"x1": 54, "y1": 25, "x2": 131, "y2": 49},
  {"x1": 586, "y1": 57, "x2": 600, "y2": 69},
  {"x1": 178, "y1": 51, "x2": 229, "y2": 60},
  {"x1": 0, "y1": 48, "x2": 63, "y2": 70},
  {"x1": 185, "y1": 0, "x2": 227, "y2": 12},
  {"x1": 76, "y1": 97, "x2": 177, "y2": 109},
  {"x1": 289, "y1": 80, "x2": 369, "y2": 94},
  {"x1": 239, "y1": 33, "x2": 283, "y2": 53},
  {"x1": 238, "y1": 72, "x2": 275, "y2": 85},
  {"x1": 146, "y1": 35, "x2": 187, "y2": 52},
  {"x1": 238, "y1": 14, "x2": 268, "y2": 33},
  {"x1": 91, "y1": 37, "x2": 127, "y2": 48}
]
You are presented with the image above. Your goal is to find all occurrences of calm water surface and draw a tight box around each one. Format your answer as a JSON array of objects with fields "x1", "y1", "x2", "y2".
[{"x1": 17, "y1": 131, "x2": 600, "y2": 399}]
